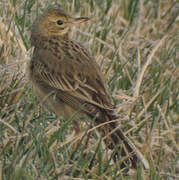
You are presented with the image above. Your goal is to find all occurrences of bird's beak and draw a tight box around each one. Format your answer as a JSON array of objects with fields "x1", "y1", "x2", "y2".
[
  {"x1": 74, "y1": 17, "x2": 90, "y2": 24},
  {"x1": 68, "y1": 17, "x2": 90, "y2": 26}
]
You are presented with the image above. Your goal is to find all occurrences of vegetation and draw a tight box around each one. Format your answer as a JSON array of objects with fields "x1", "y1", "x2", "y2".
[{"x1": 0, "y1": 0, "x2": 178, "y2": 179}]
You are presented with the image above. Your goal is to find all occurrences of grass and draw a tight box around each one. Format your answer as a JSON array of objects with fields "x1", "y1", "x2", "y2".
[{"x1": 0, "y1": 0, "x2": 178, "y2": 179}]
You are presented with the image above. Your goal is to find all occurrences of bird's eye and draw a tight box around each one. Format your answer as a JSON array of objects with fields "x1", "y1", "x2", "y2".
[{"x1": 57, "y1": 20, "x2": 63, "y2": 25}]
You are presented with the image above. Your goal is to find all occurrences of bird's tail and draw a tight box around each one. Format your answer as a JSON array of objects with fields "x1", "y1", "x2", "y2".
[{"x1": 95, "y1": 113, "x2": 149, "y2": 169}]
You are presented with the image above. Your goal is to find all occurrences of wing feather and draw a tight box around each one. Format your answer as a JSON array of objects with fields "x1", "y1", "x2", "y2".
[{"x1": 32, "y1": 41, "x2": 114, "y2": 110}]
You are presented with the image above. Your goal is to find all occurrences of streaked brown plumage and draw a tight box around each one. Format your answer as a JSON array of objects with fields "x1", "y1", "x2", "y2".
[{"x1": 29, "y1": 7, "x2": 139, "y2": 169}]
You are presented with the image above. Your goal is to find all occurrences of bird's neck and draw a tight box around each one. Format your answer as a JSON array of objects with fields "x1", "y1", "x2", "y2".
[{"x1": 31, "y1": 33, "x2": 69, "y2": 47}]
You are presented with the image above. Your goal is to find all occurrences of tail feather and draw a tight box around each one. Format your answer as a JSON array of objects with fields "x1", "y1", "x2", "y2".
[
  {"x1": 94, "y1": 113, "x2": 144, "y2": 169},
  {"x1": 85, "y1": 105, "x2": 149, "y2": 169},
  {"x1": 111, "y1": 127, "x2": 138, "y2": 168}
]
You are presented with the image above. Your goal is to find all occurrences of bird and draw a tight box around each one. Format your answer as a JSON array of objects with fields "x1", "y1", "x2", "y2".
[{"x1": 29, "y1": 7, "x2": 141, "y2": 169}]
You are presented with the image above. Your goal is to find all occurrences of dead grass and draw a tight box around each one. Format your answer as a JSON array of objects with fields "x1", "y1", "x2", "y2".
[{"x1": 0, "y1": 0, "x2": 178, "y2": 179}]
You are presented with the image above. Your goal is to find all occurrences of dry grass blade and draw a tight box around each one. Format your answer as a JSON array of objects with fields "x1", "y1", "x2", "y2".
[
  {"x1": 134, "y1": 35, "x2": 168, "y2": 98},
  {"x1": 0, "y1": 1, "x2": 178, "y2": 179}
]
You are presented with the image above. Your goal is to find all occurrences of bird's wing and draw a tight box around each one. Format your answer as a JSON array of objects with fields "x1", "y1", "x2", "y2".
[{"x1": 32, "y1": 40, "x2": 114, "y2": 110}]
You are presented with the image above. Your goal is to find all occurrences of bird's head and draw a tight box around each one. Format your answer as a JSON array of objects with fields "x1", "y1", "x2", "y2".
[{"x1": 31, "y1": 7, "x2": 90, "y2": 40}]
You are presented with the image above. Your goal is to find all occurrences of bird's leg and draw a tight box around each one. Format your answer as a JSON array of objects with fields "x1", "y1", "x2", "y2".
[
  {"x1": 84, "y1": 125, "x2": 93, "y2": 148},
  {"x1": 72, "y1": 120, "x2": 81, "y2": 151}
]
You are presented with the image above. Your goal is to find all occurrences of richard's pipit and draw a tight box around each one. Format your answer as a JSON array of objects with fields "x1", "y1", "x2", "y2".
[{"x1": 29, "y1": 7, "x2": 139, "y2": 169}]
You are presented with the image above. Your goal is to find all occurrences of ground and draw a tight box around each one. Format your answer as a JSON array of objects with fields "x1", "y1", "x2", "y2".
[{"x1": 0, "y1": 0, "x2": 178, "y2": 179}]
